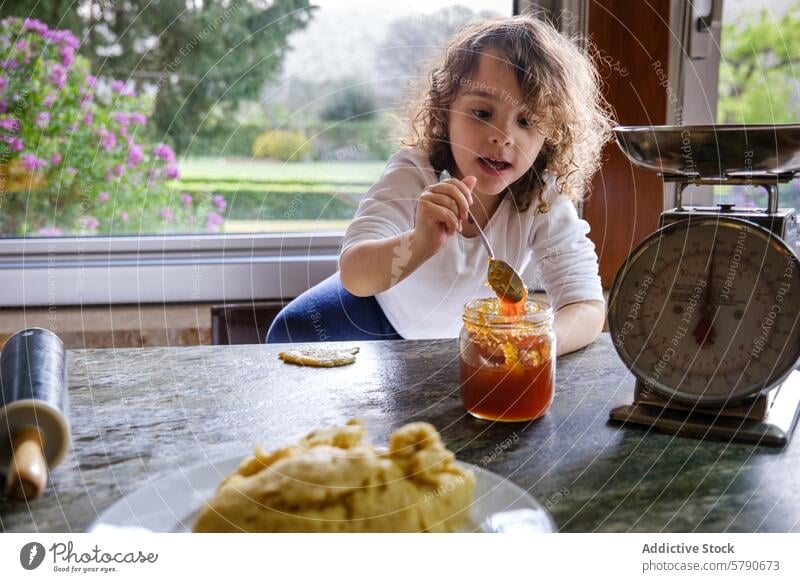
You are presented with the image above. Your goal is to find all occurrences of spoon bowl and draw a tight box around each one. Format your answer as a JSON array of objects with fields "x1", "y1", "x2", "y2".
[{"x1": 488, "y1": 259, "x2": 527, "y2": 305}]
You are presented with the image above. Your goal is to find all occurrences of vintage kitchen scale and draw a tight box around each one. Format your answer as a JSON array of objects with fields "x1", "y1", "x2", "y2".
[{"x1": 608, "y1": 124, "x2": 800, "y2": 446}]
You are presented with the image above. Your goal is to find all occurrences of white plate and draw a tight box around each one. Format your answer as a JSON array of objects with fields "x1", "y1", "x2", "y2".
[{"x1": 88, "y1": 457, "x2": 555, "y2": 533}]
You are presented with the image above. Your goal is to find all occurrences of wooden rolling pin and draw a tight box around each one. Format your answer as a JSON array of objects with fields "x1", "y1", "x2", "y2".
[{"x1": 0, "y1": 328, "x2": 70, "y2": 501}]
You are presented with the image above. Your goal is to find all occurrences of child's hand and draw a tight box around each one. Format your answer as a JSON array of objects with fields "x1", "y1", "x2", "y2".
[{"x1": 414, "y1": 175, "x2": 477, "y2": 254}]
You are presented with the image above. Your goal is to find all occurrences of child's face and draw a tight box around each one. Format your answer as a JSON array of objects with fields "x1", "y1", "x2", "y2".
[{"x1": 447, "y1": 48, "x2": 546, "y2": 196}]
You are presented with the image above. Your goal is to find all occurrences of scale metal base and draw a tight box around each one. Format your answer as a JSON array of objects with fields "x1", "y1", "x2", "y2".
[{"x1": 609, "y1": 370, "x2": 800, "y2": 447}]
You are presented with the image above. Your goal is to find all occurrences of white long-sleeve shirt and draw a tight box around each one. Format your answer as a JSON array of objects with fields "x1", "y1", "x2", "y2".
[{"x1": 339, "y1": 147, "x2": 605, "y2": 339}]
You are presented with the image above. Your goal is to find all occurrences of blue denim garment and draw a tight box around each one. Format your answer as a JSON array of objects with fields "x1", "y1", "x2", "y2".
[{"x1": 266, "y1": 272, "x2": 402, "y2": 343}]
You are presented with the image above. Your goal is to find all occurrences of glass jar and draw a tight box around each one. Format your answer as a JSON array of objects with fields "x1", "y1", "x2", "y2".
[{"x1": 459, "y1": 298, "x2": 555, "y2": 422}]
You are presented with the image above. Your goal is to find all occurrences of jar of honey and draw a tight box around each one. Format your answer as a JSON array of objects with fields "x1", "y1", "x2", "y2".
[{"x1": 459, "y1": 298, "x2": 555, "y2": 422}]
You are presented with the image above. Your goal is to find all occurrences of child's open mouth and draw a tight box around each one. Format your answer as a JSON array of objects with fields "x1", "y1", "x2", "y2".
[{"x1": 477, "y1": 156, "x2": 512, "y2": 176}]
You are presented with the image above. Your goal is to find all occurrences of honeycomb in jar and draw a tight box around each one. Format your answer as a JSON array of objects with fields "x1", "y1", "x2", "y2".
[{"x1": 463, "y1": 298, "x2": 552, "y2": 371}]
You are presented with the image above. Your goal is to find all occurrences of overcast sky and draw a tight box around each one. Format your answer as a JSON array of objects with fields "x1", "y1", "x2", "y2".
[
  {"x1": 280, "y1": 1, "x2": 513, "y2": 83},
  {"x1": 724, "y1": 0, "x2": 793, "y2": 21},
  {"x1": 278, "y1": 0, "x2": 795, "y2": 84}
]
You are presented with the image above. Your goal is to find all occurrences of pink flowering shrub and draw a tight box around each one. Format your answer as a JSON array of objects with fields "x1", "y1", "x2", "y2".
[{"x1": 0, "y1": 17, "x2": 224, "y2": 235}]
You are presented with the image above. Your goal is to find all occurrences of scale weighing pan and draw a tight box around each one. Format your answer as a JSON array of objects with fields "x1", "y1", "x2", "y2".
[{"x1": 614, "y1": 124, "x2": 800, "y2": 177}]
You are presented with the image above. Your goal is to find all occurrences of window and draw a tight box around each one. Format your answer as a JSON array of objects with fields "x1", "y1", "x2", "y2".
[
  {"x1": 714, "y1": 0, "x2": 800, "y2": 211},
  {"x1": 0, "y1": 1, "x2": 512, "y2": 307}
]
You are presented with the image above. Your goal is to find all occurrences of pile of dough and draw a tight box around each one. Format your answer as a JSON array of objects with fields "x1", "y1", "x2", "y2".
[{"x1": 193, "y1": 419, "x2": 475, "y2": 532}]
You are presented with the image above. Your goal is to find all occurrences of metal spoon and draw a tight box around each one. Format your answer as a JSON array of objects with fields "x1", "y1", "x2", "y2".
[{"x1": 440, "y1": 170, "x2": 526, "y2": 304}]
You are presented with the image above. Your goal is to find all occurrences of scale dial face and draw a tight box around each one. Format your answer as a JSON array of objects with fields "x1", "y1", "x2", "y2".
[{"x1": 609, "y1": 217, "x2": 800, "y2": 406}]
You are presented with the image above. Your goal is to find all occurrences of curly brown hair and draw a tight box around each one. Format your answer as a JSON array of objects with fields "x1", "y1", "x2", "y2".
[{"x1": 403, "y1": 15, "x2": 615, "y2": 211}]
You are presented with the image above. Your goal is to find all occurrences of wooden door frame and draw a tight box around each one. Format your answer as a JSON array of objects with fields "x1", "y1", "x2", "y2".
[{"x1": 583, "y1": 0, "x2": 674, "y2": 288}]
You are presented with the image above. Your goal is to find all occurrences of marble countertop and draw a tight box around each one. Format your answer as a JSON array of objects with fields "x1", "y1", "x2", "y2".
[{"x1": 2, "y1": 333, "x2": 798, "y2": 532}]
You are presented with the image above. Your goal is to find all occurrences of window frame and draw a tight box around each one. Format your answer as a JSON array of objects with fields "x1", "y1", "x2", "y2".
[{"x1": 0, "y1": 233, "x2": 341, "y2": 307}]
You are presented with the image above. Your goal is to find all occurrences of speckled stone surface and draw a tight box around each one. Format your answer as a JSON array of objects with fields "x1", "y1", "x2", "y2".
[{"x1": 1, "y1": 334, "x2": 798, "y2": 533}]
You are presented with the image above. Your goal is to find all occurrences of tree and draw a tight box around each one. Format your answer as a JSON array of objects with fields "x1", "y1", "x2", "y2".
[
  {"x1": 1, "y1": 0, "x2": 315, "y2": 152},
  {"x1": 320, "y1": 82, "x2": 377, "y2": 121},
  {"x1": 717, "y1": 1, "x2": 800, "y2": 124},
  {"x1": 374, "y1": 5, "x2": 500, "y2": 107}
]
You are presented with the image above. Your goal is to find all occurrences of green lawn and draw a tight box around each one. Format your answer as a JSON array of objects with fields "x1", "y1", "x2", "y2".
[
  {"x1": 179, "y1": 181, "x2": 370, "y2": 195},
  {"x1": 177, "y1": 157, "x2": 386, "y2": 232},
  {"x1": 179, "y1": 157, "x2": 385, "y2": 183}
]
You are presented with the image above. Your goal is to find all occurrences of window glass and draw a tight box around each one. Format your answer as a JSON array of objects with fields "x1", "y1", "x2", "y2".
[
  {"x1": 715, "y1": 0, "x2": 800, "y2": 211},
  {"x1": 0, "y1": 1, "x2": 511, "y2": 238}
]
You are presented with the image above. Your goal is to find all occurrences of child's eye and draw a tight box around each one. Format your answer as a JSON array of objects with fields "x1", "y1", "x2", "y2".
[
  {"x1": 472, "y1": 109, "x2": 491, "y2": 119},
  {"x1": 518, "y1": 117, "x2": 534, "y2": 128}
]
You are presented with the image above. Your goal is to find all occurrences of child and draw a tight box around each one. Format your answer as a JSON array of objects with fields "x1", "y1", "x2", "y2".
[{"x1": 268, "y1": 15, "x2": 612, "y2": 355}]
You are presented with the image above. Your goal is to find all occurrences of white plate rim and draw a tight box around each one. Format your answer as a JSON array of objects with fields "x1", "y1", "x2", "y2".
[{"x1": 88, "y1": 456, "x2": 555, "y2": 533}]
